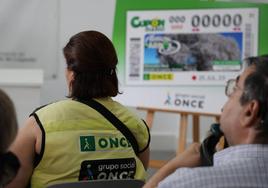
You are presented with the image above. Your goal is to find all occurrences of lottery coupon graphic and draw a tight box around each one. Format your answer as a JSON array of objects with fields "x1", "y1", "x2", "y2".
[{"x1": 125, "y1": 8, "x2": 258, "y2": 85}]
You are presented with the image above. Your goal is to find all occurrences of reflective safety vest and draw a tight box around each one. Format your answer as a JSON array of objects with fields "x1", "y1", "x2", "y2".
[{"x1": 30, "y1": 98, "x2": 150, "y2": 188}]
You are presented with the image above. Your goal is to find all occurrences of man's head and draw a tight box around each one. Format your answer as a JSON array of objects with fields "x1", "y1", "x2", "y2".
[{"x1": 220, "y1": 55, "x2": 268, "y2": 146}]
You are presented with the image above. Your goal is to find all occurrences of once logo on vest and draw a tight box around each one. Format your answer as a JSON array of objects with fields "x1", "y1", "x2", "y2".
[
  {"x1": 79, "y1": 158, "x2": 136, "y2": 180},
  {"x1": 79, "y1": 136, "x2": 132, "y2": 152},
  {"x1": 80, "y1": 136, "x2": 96, "y2": 152}
]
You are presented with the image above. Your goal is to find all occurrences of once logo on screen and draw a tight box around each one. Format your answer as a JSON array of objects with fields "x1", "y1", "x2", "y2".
[{"x1": 164, "y1": 92, "x2": 205, "y2": 109}]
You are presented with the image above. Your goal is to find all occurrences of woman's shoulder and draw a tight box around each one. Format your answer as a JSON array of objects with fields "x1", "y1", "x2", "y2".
[{"x1": 30, "y1": 99, "x2": 77, "y2": 115}]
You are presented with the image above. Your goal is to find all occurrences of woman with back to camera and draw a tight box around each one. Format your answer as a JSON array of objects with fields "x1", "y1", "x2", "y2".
[{"x1": 6, "y1": 30, "x2": 150, "y2": 188}]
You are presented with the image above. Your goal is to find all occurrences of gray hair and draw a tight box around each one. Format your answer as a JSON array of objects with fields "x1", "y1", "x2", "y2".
[{"x1": 240, "y1": 55, "x2": 268, "y2": 142}]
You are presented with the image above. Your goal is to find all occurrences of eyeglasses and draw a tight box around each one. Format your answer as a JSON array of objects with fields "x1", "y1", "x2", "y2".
[{"x1": 225, "y1": 79, "x2": 242, "y2": 97}]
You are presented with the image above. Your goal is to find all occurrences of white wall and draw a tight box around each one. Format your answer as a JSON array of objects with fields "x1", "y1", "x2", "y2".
[
  {"x1": 0, "y1": 69, "x2": 43, "y2": 126},
  {"x1": 40, "y1": 0, "x2": 117, "y2": 104}
]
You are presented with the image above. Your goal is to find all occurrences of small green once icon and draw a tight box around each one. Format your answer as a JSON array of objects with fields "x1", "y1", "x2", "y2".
[{"x1": 80, "y1": 136, "x2": 95, "y2": 152}]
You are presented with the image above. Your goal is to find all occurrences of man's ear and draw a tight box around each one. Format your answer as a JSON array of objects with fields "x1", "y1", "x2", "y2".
[{"x1": 240, "y1": 100, "x2": 260, "y2": 128}]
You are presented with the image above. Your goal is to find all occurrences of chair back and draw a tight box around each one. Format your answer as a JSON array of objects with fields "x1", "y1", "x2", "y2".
[{"x1": 47, "y1": 179, "x2": 145, "y2": 188}]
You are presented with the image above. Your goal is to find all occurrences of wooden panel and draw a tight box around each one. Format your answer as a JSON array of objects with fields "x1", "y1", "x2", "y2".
[
  {"x1": 177, "y1": 114, "x2": 188, "y2": 154},
  {"x1": 192, "y1": 115, "x2": 200, "y2": 143},
  {"x1": 149, "y1": 160, "x2": 167, "y2": 169},
  {"x1": 145, "y1": 110, "x2": 155, "y2": 129}
]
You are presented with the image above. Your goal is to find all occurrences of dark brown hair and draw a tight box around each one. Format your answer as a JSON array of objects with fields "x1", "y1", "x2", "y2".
[
  {"x1": 0, "y1": 89, "x2": 17, "y2": 154},
  {"x1": 63, "y1": 30, "x2": 119, "y2": 100}
]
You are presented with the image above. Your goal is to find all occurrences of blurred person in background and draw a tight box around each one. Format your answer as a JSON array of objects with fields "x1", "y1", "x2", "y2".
[{"x1": 0, "y1": 89, "x2": 19, "y2": 186}]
